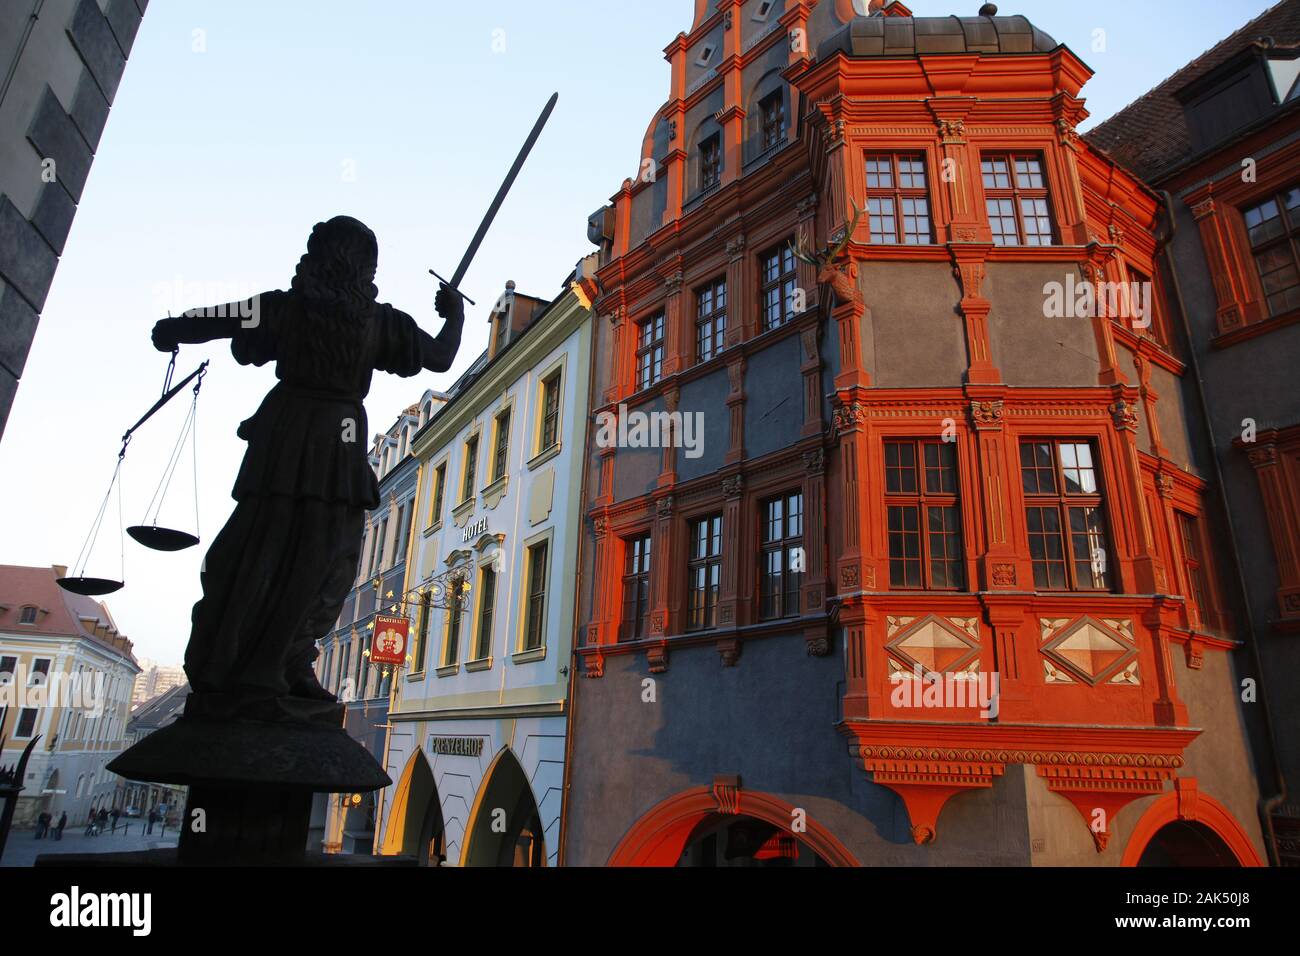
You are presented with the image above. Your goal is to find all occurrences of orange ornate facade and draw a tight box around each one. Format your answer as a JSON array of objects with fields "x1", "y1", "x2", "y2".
[{"x1": 565, "y1": 1, "x2": 1267, "y2": 868}]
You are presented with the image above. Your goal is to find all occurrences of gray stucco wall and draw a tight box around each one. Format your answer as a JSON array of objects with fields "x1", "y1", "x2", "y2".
[
  {"x1": 985, "y1": 262, "x2": 1100, "y2": 386},
  {"x1": 743, "y1": 332, "x2": 804, "y2": 459},
  {"x1": 564, "y1": 636, "x2": 1034, "y2": 866},
  {"x1": 1167, "y1": 194, "x2": 1300, "y2": 795},
  {"x1": 861, "y1": 261, "x2": 967, "y2": 387}
]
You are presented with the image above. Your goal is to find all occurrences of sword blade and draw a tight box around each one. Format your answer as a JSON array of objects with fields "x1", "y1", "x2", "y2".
[{"x1": 450, "y1": 92, "x2": 559, "y2": 290}]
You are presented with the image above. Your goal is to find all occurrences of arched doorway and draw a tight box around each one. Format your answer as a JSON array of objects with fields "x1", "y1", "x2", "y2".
[
  {"x1": 1122, "y1": 787, "x2": 1263, "y2": 867},
  {"x1": 678, "y1": 814, "x2": 830, "y2": 867},
  {"x1": 608, "y1": 786, "x2": 860, "y2": 867},
  {"x1": 463, "y1": 750, "x2": 545, "y2": 867},
  {"x1": 383, "y1": 750, "x2": 445, "y2": 866},
  {"x1": 1135, "y1": 821, "x2": 1240, "y2": 867}
]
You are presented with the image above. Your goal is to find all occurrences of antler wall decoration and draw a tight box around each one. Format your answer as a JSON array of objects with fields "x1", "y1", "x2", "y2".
[{"x1": 792, "y1": 199, "x2": 866, "y2": 307}]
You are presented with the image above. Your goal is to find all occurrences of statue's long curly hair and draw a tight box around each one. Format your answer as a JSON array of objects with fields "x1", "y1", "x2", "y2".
[{"x1": 290, "y1": 216, "x2": 379, "y2": 374}]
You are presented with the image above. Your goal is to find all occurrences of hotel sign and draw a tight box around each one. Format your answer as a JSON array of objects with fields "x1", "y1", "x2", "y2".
[
  {"x1": 429, "y1": 736, "x2": 485, "y2": 757},
  {"x1": 462, "y1": 517, "x2": 489, "y2": 543},
  {"x1": 371, "y1": 615, "x2": 409, "y2": 666}
]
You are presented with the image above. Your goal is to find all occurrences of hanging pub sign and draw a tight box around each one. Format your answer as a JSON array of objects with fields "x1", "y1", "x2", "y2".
[{"x1": 371, "y1": 615, "x2": 410, "y2": 666}]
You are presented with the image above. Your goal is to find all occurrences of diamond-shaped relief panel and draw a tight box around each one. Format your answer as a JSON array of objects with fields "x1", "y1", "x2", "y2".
[
  {"x1": 1041, "y1": 617, "x2": 1138, "y2": 686},
  {"x1": 887, "y1": 615, "x2": 980, "y2": 676}
]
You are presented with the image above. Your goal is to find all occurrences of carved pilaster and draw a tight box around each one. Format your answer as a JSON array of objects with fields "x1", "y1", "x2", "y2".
[{"x1": 725, "y1": 356, "x2": 746, "y2": 465}]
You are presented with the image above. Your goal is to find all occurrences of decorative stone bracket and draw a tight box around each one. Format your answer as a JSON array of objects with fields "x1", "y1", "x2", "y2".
[{"x1": 841, "y1": 722, "x2": 1198, "y2": 851}]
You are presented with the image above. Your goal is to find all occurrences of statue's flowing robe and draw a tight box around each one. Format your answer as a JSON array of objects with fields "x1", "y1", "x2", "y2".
[{"x1": 185, "y1": 290, "x2": 429, "y2": 699}]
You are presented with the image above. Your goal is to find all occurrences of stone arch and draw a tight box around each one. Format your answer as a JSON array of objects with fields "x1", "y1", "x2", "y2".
[
  {"x1": 379, "y1": 748, "x2": 445, "y2": 865},
  {"x1": 1122, "y1": 786, "x2": 1263, "y2": 867},
  {"x1": 607, "y1": 785, "x2": 860, "y2": 867},
  {"x1": 461, "y1": 747, "x2": 546, "y2": 866}
]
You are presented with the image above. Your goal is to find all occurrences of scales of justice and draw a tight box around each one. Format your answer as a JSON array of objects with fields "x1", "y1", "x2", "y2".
[{"x1": 46, "y1": 95, "x2": 560, "y2": 866}]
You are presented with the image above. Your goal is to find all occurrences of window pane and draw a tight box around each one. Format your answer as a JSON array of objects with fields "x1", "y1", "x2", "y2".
[
  {"x1": 1069, "y1": 506, "x2": 1111, "y2": 590},
  {"x1": 901, "y1": 197, "x2": 931, "y2": 244},
  {"x1": 927, "y1": 506, "x2": 964, "y2": 589},
  {"x1": 982, "y1": 157, "x2": 1011, "y2": 189},
  {"x1": 868, "y1": 197, "x2": 897, "y2": 244},
  {"x1": 888, "y1": 505, "x2": 922, "y2": 587},
  {"x1": 1245, "y1": 199, "x2": 1283, "y2": 247},
  {"x1": 1014, "y1": 157, "x2": 1044, "y2": 189},
  {"x1": 987, "y1": 198, "x2": 1019, "y2": 245},
  {"x1": 1021, "y1": 198, "x2": 1053, "y2": 245},
  {"x1": 885, "y1": 441, "x2": 917, "y2": 493},
  {"x1": 865, "y1": 156, "x2": 894, "y2": 188},
  {"x1": 924, "y1": 441, "x2": 957, "y2": 494},
  {"x1": 898, "y1": 155, "x2": 927, "y2": 189}
]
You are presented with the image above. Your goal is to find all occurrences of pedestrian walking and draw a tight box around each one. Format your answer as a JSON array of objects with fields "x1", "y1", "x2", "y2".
[
  {"x1": 96, "y1": 808, "x2": 108, "y2": 835},
  {"x1": 34, "y1": 810, "x2": 49, "y2": 839},
  {"x1": 147, "y1": 807, "x2": 158, "y2": 835},
  {"x1": 55, "y1": 811, "x2": 67, "y2": 840},
  {"x1": 84, "y1": 809, "x2": 97, "y2": 837},
  {"x1": 110, "y1": 807, "x2": 121, "y2": 832}
]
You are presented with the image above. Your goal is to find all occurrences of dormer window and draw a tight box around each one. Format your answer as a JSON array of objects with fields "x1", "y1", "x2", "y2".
[
  {"x1": 759, "y1": 90, "x2": 784, "y2": 151},
  {"x1": 695, "y1": 43, "x2": 716, "y2": 68},
  {"x1": 700, "y1": 134, "x2": 722, "y2": 191},
  {"x1": 19, "y1": 605, "x2": 37, "y2": 625},
  {"x1": 753, "y1": 1, "x2": 775, "y2": 22}
]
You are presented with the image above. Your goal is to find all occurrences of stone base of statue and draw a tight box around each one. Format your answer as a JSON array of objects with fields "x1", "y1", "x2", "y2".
[{"x1": 98, "y1": 691, "x2": 393, "y2": 866}]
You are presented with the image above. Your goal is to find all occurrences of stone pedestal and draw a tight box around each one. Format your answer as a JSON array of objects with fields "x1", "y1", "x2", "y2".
[{"x1": 102, "y1": 691, "x2": 391, "y2": 866}]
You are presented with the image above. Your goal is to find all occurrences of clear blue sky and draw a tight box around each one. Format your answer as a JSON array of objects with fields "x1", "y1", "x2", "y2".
[{"x1": 0, "y1": 0, "x2": 1275, "y2": 663}]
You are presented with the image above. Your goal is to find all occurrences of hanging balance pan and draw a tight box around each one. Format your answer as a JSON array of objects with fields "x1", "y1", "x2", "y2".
[
  {"x1": 127, "y1": 525, "x2": 199, "y2": 552},
  {"x1": 56, "y1": 577, "x2": 124, "y2": 597}
]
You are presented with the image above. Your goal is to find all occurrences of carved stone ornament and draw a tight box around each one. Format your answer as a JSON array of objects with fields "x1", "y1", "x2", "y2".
[
  {"x1": 991, "y1": 563, "x2": 1017, "y2": 588},
  {"x1": 656, "y1": 495, "x2": 676, "y2": 518},
  {"x1": 938, "y1": 118, "x2": 965, "y2": 141},
  {"x1": 1055, "y1": 118, "x2": 1079, "y2": 145},
  {"x1": 713, "y1": 775, "x2": 741, "y2": 815},
  {"x1": 970, "y1": 400, "x2": 1004, "y2": 428},
  {"x1": 1110, "y1": 399, "x2": 1140, "y2": 432},
  {"x1": 722, "y1": 474, "x2": 745, "y2": 499},
  {"x1": 1247, "y1": 444, "x2": 1278, "y2": 469},
  {"x1": 833, "y1": 403, "x2": 867, "y2": 434},
  {"x1": 803, "y1": 447, "x2": 825, "y2": 475}
]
